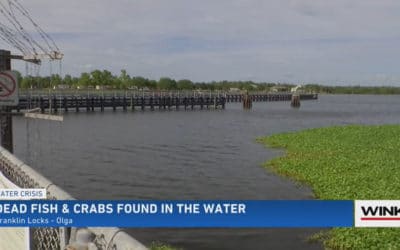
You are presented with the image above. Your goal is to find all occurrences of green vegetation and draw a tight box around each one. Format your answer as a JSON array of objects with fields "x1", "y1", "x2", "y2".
[
  {"x1": 17, "y1": 69, "x2": 274, "y2": 91},
  {"x1": 304, "y1": 84, "x2": 400, "y2": 95},
  {"x1": 150, "y1": 242, "x2": 181, "y2": 250},
  {"x1": 15, "y1": 69, "x2": 400, "y2": 94},
  {"x1": 258, "y1": 125, "x2": 400, "y2": 249}
]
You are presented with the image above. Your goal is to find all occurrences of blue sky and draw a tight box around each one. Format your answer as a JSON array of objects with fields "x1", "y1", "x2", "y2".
[{"x1": 3, "y1": 0, "x2": 400, "y2": 85}]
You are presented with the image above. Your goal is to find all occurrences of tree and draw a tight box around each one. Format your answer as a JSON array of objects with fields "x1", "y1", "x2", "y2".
[
  {"x1": 13, "y1": 70, "x2": 23, "y2": 85},
  {"x1": 50, "y1": 74, "x2": 62, "y2": 88},
  {"x1": 119, "y1": 69, "x2": 130, "y2": 89},
  {"x1": 78, "y1": 72, "x2": 92, "y2": 88},
  {"x1": 39, "y1": 76, "x2": 51, "y2": 88},
  {"x1": 131, "y1": 76, "x2": 148, "y2": 89},
  {"x1": 63, "y1": 74, "x2": 73, "y2": 86},
  {"x1": 20, "y1": 76, "x2": 34, "y2": 89},
  {"x1": 158, "y1": 77, "x2": 177, "y2": 90},
  {"x1": 177, "y1": 79, "x2": 193, "y2": 90},
  {"x1": 148, "y1": 80, "x2": 157, "y2": 89},
  {"x1": 90, "y1": 70, "x2": 102, "y2": 86}
]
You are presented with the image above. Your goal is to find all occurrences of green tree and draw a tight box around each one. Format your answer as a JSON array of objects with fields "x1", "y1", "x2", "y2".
[
  {"x1": 50, "y1": 74, "x2": 62, "y2": 88},
  {"x1": 157, "y1": 77, "x2": 176, "y2": 90},
  {"x1": 90, "y1": 70, "x2": 102, "y2": 86},
  {"x1": 20, "y1": 76, "x2": 34, "y2": 89},
  {"x1": 63, "y1": 74, "x2": 73, "y2": 86},
  {"x1": 102, "y1": 70, "x2": 114, "y2": 86},
  {"x1": 177, "y1": 79, "x2": 193, "y2": 90},
  {"x1": 78, "y1": 72, "x2": 92, "y2": 88},
  {"x1": 131, "y1": 76, "x2": 148, "y2": 89},
  {"x1": 13, "y1": 71, "x2": 23, "y2": 85},
  {"x1": 119, "y1": 69, "x2": 130, "y2": 89}
]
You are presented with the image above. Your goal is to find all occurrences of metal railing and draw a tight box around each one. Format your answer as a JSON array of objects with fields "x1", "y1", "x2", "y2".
[{"x1": 0, "y1": 146, "x2": 147, "y2": 250}]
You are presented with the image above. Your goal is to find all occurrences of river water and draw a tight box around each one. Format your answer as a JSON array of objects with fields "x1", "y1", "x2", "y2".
[{"x1": 12, "y1": 94, "x2": 400, "y2": 250}]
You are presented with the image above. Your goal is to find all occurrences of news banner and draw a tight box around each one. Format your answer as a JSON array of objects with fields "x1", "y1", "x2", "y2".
[{"x1": 1, "y1": 189, "x2": 400, "y2": 228}]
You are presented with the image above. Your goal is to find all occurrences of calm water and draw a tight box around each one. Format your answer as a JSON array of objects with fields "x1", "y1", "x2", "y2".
[{"x1": 12, "y1": 94, "x2": 400, "y2": 250}]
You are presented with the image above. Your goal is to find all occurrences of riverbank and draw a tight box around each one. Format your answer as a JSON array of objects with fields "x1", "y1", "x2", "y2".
[{"x1": 258, "y1": 125, "x2": 400, "y2": 249}]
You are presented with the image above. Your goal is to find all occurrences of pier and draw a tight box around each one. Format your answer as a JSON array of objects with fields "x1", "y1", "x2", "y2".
[{"x1": 13, "y1": 92, "x2": 318, "y2": 113}]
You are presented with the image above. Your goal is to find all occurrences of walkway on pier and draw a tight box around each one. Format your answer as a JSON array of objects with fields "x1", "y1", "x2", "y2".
[{"x1": 13, "y1": 92, "x2": 318, "y2": 113}]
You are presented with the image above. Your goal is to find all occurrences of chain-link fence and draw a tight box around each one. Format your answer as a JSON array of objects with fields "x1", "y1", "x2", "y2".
[{"x1": 0, "y1": 147, "x2": 147, "y2": 250}]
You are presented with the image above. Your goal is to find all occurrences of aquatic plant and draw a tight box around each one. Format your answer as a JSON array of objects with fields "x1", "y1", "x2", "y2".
[{"x1": 258, "y1": 125, "x2": 400, "y2": 249}]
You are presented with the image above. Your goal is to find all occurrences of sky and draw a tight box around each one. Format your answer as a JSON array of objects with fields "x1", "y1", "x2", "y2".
[{"x1": 3, "y1": 0, "x2": 400, "y2": 85}]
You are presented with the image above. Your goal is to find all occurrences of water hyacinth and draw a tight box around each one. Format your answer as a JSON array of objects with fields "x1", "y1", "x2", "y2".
[{"x1": 258, "y1": 125, "x2": 400, "y2": 249}]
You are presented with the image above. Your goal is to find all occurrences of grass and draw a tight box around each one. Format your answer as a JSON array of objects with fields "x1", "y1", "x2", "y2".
[
  {"x1": 257, "y1": 125, "x2": 400, "y2": 250},
  {"x1": 150, "y1": 242, "x2": 181, "y2": 250}
]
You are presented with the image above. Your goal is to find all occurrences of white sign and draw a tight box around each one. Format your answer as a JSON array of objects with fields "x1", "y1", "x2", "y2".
[
  {"x1": 355, "y1": 200, "x2": 400, "y2": 227},
  {"x1": 0, "y1": 188, "x2": 47, "y2": 200},
  {"x1": 0, "y1": 71, "x2": 18, "y2": 106}
]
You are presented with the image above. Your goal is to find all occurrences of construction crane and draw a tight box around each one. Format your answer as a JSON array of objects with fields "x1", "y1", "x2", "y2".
[{"x1": 0, "y1": 0, "x2": 63, "y2": 64}]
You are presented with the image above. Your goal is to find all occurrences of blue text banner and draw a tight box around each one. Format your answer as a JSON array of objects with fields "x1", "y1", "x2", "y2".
[{"x1": 0, "y1": 200, "x2": 354, "y2": 228}]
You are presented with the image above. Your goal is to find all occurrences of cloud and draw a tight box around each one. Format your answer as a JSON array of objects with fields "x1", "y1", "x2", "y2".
[{"x1": 3, "y1": 0, "x2": 400, "y2": 85}]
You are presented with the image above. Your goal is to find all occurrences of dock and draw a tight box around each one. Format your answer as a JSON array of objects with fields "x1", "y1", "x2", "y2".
[{"x1": 13, "y1": 92, "x2": 318, "y2": 113}]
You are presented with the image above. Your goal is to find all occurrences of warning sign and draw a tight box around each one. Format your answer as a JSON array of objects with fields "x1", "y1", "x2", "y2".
[{"x1": 0, "y1": 71, "x2": 18, "y2": 106}]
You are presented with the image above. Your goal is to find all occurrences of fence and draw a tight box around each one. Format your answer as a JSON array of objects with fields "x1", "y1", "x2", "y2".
[{"x1": 0, "y1": 146, "x2": 147, "y2": 250}]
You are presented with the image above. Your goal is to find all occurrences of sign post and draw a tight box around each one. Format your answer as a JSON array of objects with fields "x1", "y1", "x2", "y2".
[{"x1": 0, "y1": 50, "x2": 14, "y2": 153}]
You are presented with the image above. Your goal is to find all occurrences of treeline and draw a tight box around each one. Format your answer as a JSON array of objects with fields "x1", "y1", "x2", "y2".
[
  {"x1": 304, "y1": 84, "x2": 400, "y2": 94},
  {"x1": 18, "y1": 70, "x2": 275, "y2": 91},
  {"x1": 16, "y1": 69, "x2": 400, "y2": 94}
]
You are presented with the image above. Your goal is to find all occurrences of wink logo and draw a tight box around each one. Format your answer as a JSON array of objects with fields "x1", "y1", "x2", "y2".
[{"x1": 355, "y1": 201, "x2": 400, "y2": 227}]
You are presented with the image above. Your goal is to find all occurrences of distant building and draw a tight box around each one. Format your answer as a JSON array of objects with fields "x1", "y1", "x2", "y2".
[
  {"x1": 54, "y1": 84, "x2": 70, "y2": 90},
  {"x1": 95, "y1": 85, "x2": 111, "y2": 90},
  {"x1": 229, "y1": 87, "x2": 240, "y2": 92},
  {"x1": 291, "y1": 85, "x2": 303, "y2": 93}
]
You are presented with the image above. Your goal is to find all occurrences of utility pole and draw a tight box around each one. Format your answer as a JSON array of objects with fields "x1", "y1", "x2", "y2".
[{"x1": 0, "y1": 50, "x2": 13, "y2": 153}]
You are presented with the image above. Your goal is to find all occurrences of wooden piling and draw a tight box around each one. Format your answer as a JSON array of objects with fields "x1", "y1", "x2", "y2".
[
  {"x1": 86, "y1": 97, "x2": 90, "y2": 112},
  {"x1": 122, "y1": 97, "x2": 127, "y2": 111},
  {"x1": 291, "y1": 94, "x2": 301, "y2": 108},
  {"x1": 100, "y1": 97, "x2": 104, "y2": 112},
  {"x1": 150, "y1": 97, "x2": 154, "y2": 111},
  {"x1": 131, "y1": 96, "x2": 136, "y2": 111},
  {"x1": 112, "y1": 97, "x2": 116, "y2": 111},
  {"x1": 242, "y1": 92, "x2": 252, "y2": 109},
  {"x1": 200, "y1": 97, "x2": 204, "y2": 110},
  {"x1": 162, "y1": 96, "x2": 166, "y2": 109},
  {"x1": 167, "y1": 96, "x2": 171, "y2": 110},
  {"x1": 184, "y1": 97, "x2": 188, "y2": 110},
  {"x1": 75, "y1": 97, "x2": 79, "y2": 112},
  {"x1": 40, "y1": 97, "x2": 45, "y2": 113},
  {"x1": 91, "y1": 97, "x2": 95, "y2": 111},
  {"x1": 63, "y1": 97, "x2": 68, "y2": 112},
  {"x1": 175, "y1": 97, "x2": 179, "y2": 110},
  {"x1": 53, "y1": 97, "x2": 58, "y2": 113}
]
